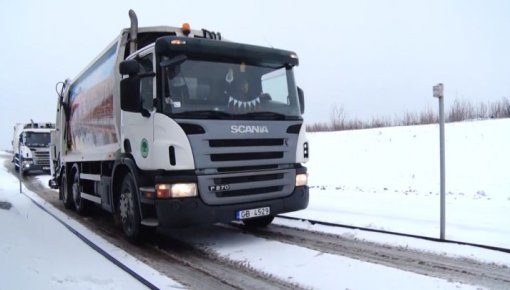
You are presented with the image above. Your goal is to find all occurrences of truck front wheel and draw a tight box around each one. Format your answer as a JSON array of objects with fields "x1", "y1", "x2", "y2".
[{"x1": 118, "y1": 173, "x2": 141, "y2": 243}]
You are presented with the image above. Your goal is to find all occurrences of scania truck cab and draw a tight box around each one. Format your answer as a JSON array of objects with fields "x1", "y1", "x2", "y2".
[{"x1": 12, "y1": 122, "x2": 55, "y2": 175}]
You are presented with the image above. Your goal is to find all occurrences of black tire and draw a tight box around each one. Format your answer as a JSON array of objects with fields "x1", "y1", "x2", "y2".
[
  {"x1": 242, "y1": 216, "x2": 274, "y2": 228},
  {"x1": 60, "y1": 168, "x2": 74, "y2": 209},
  {"x1": 71, "y1": 166, "x2": 89, "y2": 215},
  {"x1": 118, "y1": 173, "x2": 142, "y2": 243}
]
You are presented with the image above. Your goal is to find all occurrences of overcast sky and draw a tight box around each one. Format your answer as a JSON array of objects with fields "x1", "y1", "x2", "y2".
[{"x1": 1, "y1": 0, "x2": 509, "y2": 149}]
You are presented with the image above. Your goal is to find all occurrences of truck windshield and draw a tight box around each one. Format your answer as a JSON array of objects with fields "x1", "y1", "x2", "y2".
[
  {"x1": 24, "y1": 132, "x2": 50, "y2": 147},
  {"x1": 160, "y1": 57, "x2": 302, "y2": 120}
]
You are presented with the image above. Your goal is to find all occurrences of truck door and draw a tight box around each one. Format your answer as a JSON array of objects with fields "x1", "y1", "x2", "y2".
[{"x1": 121, "y1": 51, "x2": 156, "y2": 169}]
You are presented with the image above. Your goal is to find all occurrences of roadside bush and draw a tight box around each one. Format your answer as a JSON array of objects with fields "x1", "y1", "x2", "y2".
[
  {"x1": 489, "y1": 97, "x2": 510, "y2": 118},
  {"x1": 447, "y1": 99, "x2": 476, "y2": 122},
  {"x1": 307, "y1": 98, "x2": 510, "y2": 132}
]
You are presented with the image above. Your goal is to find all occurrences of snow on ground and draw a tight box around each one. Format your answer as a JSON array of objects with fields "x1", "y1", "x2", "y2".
[
  {"x1": 165, "y1": 226, "x2": 477, "y2": 290},
  {"x1": 273, "y1": 218, "x2": 510, "y2": 267},
  {"x1": 2, "y1": 167, "x2": 478, "y2": 290},
  {"x1": 0, "y1": 160, "x2": 182, "y2": 290},
  {"x1": 1, "y1": 118, "x2": 509, "y2": 289},
  {"x1": 284, "y1": 118, "x2": 510, "y2": 249}
]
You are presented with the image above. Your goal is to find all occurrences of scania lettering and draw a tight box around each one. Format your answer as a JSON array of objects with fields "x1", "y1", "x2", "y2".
[
  {"x1": 49, "y1": 10, "x2": 309, "y2": 242},
  {"x1": 230, "y1": 125, "x2": 269, "y2": 134}
]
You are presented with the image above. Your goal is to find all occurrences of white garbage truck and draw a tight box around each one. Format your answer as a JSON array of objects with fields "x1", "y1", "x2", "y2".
[
  {"x1": 12, "y1": 121, "x2": 55, "y2": 175},
  {"x1": 49, "y1": 10, "x2": 309, "y2": 242}
]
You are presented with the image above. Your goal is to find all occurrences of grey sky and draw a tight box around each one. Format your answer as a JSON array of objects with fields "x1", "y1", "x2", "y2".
[{"x1": 1, "y1": 0, "x2": 509, "y2": 149}]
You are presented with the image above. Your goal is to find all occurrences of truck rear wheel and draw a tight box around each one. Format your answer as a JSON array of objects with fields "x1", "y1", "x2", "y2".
[
  {"x1": 71, "y1": 166, "x2": 89, "y2": 215},
  {"x1": 60, "y1": 168, "x2": 74, "y2": 209},
  {"x1": 118, "y1": 173, "x2": 142, "y2": 243},
  {"x1": 242, "y1": 216, "x2": 274, "y2": 228}
]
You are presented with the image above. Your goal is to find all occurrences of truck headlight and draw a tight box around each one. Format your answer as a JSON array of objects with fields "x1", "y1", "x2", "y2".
[
  {"x1": 22, "y1": 159, "x2": 33, "y2": 168},
  {"x1": 156, "y1": 183, "x2": 197, "y2": 198},
  {"x1": 295, "y1": 173, "x2": 308, "y2": 187}
]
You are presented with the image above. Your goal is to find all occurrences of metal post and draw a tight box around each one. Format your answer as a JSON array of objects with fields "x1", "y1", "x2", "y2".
[
  {"x1": 433, "y1": 83, "x2": 445, "y2": 240},
  {"x1": 18, "y1": 144, "x2": 23, "y2": 193}
]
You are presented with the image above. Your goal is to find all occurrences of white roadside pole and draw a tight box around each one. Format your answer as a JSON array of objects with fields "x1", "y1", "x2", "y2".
[
  {"x1": 18, "y1": 140, "x2": 23, "y2": 193},
  {"x1": 433, "y1": 83, "x2": 445, "y2": 240}
]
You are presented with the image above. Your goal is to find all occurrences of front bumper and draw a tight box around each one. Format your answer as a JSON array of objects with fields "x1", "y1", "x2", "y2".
[
  {"x1": 155, "y1": 185, "x2": 309, "y2": 228},
  {"x1": 21, "y1": 162, "x2": 50, "y2": 173}
]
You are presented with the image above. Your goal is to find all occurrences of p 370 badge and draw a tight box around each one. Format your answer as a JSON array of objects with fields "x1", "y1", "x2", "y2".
[{"x1": 209, "y1": 184, "x2": 231, "y2": 192}]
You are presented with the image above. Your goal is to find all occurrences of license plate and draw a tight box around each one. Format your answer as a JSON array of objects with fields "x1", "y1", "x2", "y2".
[
  {"x1": 236, "y1": 207, "x2": 270, "y2": 220},
  {"x1": 43, "y1": 167, "x2": 50, "y2": 170}
]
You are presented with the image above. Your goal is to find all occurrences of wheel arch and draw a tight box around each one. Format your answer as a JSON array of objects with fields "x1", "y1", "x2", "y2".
[
  {"x1": 111, "y1": 155, "x2": 141, "y2": 215},
  {"x1": 70, "y1": 162, "x2": 80, "y2": 179}
]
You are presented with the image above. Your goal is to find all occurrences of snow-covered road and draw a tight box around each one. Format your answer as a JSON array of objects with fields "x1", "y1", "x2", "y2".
[{"x1": 2, "y1": 162, "x2": 508, "y2": 289}]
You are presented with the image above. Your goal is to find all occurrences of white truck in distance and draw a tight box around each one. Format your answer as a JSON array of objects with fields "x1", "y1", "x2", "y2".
[
  {"x1": 12, "y1": 122, "x2": 55, "y2": 175},
  {"x1": 49, "y1": 10, "x2": 309, "y2": 242}
]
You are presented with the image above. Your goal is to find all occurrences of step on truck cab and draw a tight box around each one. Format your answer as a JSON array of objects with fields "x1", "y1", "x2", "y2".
[
  {"x1": 13, "y1": 121, "x2": 55, "y2": 175},
  {"x1": 50, "y1": 10, "x2": 309, "y2": 242}
]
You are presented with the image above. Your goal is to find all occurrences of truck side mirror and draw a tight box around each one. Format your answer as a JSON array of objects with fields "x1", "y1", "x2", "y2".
[
  {"x1": 119, "y1": 59, "x2": 140, "y2": 75},
  {"x1": 297, "y1": 87, "x2": 305, "y2": 114},
  {"x1": 120, "y1": 76, "x2": 141, "y2": 113}
]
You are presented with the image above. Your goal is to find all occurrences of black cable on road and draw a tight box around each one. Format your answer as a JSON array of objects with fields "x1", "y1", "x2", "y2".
[
  {"x1": 20, "y1": 190, "x2": 160, "y2": 290},
  {"x1": 277, "y1": 215, "x2": 510, "y2": 254}
]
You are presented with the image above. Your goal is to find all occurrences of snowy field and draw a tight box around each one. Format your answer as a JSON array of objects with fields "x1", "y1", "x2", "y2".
[
  {"x1": 1, "y1": 118, "x2": 509, "y2": 289},
  {"x1": 286, "y1": 118, "x2": 510, "y2": 248}
]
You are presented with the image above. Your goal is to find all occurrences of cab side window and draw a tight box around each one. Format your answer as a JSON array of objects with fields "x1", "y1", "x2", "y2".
[
  {"x1": 139, "y1": 53, "x2": 154, "y2": 111},
  {"x1": 261, "y1": 68, "x2": 288, "y2": 105}
]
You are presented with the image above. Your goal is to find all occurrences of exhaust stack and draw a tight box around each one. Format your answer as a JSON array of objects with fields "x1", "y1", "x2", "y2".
[{"x1": 128, "y1": 9, "x2": 138, "y2": 54}]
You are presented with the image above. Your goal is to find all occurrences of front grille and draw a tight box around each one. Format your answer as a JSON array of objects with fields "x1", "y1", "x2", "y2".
[
  {"x1": 206, "y1": 138, "x2": 286, "y2": 164},
  {"x1": 181, "y1": 120, "x2": 302, "y2": 205},
  {"x1": 214, "y1": 173, "x2": 284, "y2": 184},
  {"x1": 211, "y1": 152, "x2": 283, "y2": 162},
  {"x1": 33, "y1": 150, "x2": 50, "y2": 166},
  {"x1": 209, "y1": 139, "x2": 284, "y2": 147},
  {"x1": 216, "y1": 186, "x2": 283, "y2": 197},
  {"x1": 197, "y1": 169, "x2": 295, "y2": 205},
  {"x1": 217, "y1": 164, "x2": 279, "y2": 173}
]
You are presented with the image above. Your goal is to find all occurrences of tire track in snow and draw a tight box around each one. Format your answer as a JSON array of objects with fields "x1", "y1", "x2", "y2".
[
  {"x1": 5, "y1": 161, "x2": 304, "y2": 290},
  {"x1": 12, "y1": 159, "x2": 507, "y2": 289},
  {"x1": 222, "y1": 222, "x2": 510, "y2": 290}
]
